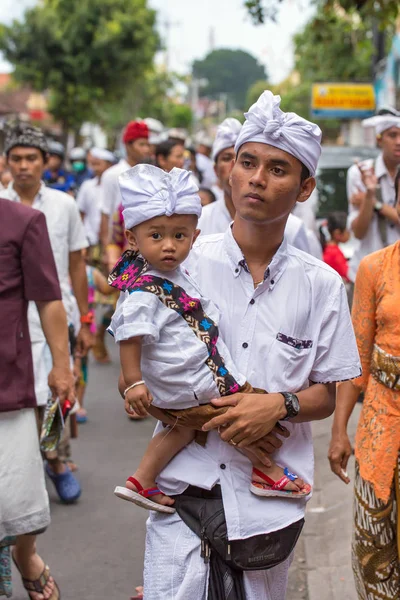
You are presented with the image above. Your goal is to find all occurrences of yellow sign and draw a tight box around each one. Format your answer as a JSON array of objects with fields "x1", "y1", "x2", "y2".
[{"x1": 311, "y1": 83, "x2": 375, "y2": 118}]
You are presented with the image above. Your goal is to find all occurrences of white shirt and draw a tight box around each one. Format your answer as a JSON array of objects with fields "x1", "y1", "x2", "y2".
[
  {"x1": 3, "y1": 183, "x2": 88, "y2": 341},
  {"x1": 347, "y1": 153, "x2": 400, "y2": 280},
  {"x1": 211, "y1": 185, "x2": 224, "y2": 203},
  {"x1": 156, "y1": 228, "x2": 361, "y2": 540},
  {"x1": 198, "y1": 199, "x2": 311, "y2": 253},
  {"x1": 109, "y1": 266, "x2": 245, "y2": 409},
  {"x1": 196, "y1": 153, "x2": 217, "y2": 189},
  {"x1": 99, "y1": 158, "x2": 130, "y2": 219},
  {"x1": 76, "y1": 176, "x2": 102, "y2": 245}
]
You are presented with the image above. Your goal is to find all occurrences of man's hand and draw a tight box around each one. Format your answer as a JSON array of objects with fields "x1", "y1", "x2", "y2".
[
  {"x1": 245, "y1": 425, "x2": 290, "y2": 467},
  {"x1": 76, "y1": 324, "x2": 94, "y2": 357},
  {"x1": 357, "y1": 162, "x2": 378, "y2": 192},
  {"x1": 328, "y1": 431, "x2": 352, "y2": 484},
  {"x1": 48, "y1": 365, "x2": 75, "y2": 405},
  {"x1": 125, "y1": 384, "x2": 153, "y2": 417},
  {"x1": 202, "y1": 392, "x2": 286, "y2": 447}
]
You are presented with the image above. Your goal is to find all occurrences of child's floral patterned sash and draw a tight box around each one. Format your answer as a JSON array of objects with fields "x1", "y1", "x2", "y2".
[{"x1": 109, "y1": 250, "x2": 240, "y2": 396}]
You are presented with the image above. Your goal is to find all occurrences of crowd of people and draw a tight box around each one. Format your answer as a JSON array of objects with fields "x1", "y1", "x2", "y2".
[{"x1": 0, "y1": 93, "x2": 399, "y2": 600}]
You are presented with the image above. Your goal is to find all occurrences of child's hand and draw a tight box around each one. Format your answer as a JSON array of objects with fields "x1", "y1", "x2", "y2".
[{"x1": 125, "y1": 384, "x2": 153, "y2": 417}]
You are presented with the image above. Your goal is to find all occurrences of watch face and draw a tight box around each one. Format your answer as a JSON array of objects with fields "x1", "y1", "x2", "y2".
[{"x1": 285, "y1": 392, "x2": 300, "y2": 418}]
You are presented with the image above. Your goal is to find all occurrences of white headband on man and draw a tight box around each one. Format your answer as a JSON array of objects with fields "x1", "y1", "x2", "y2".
[
  {"x1": 120, "y1": 164, "x2": 202, "y2": 229},
  {"x1": 362, "y1": 114, "x2": 400, "y2": 135},
  {"x1": 212, "y1": 118, "x2": 242, "y2": 162},
  {"x1": 235, "y1": 90, "x2": 322, "y2": 177},
  {"x1": 90, "y1": 147, "x2": 116, "y2": 162}
]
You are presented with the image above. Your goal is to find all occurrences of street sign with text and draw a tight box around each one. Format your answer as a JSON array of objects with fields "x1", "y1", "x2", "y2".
[{"x1": 311, "y1": 83, "x2": 376, "y2": 119}]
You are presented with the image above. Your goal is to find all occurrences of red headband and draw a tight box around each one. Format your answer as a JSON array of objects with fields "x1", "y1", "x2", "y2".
[{"x1": 123, "y1": 121, "x2": 149, "y2": 144}]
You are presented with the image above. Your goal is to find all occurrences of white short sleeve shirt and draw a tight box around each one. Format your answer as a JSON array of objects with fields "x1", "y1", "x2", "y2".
[
  {"x1": 347, "y1": 153, "x2": 400, "y2": 280},
  {"x1": 76, "y1": 176, "x2": 102, "y2": 245},
  {"x1": 99, "y1": 159, "x2": 131, "y2": 219},
  {"x1": 3, "y1": 183, "x2": 88, "y2": 341},
  {"x1": 156, "y1": 228, "x2": 361, "y2": 540},
  {"x1": 108, "y1": 266, "x2": 246, "y2": 409},
  {"x1": 198, "y1": 200, "x2": 311, "y2": 254}
]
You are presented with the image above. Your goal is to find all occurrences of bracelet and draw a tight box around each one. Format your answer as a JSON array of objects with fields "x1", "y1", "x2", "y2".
[{"x1": 124, "y1": 380, "x2": 145, "y2": 397}]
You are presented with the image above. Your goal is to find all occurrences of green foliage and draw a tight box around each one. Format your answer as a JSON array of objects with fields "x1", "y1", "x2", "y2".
[
  {"x1": 0, "y1": 0, "x2": 158, "y2": 131},
  {"x1": 244, "y1": 0, "x2": 399, "y2": 26},
  {"x1": 293, "y1": 6, "x2": 375, "y2": 83},
  {"x1": 192, "y1": 49, "x2": 267, "y2": 110},
  {"x1": 167, "y1": 104, "x2": 193, "y2": 129}
]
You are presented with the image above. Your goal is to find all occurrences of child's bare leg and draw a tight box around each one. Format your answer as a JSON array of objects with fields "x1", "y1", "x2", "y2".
[
  {"x1": 125, "y1": 426, "x2": 195, "y2": 507},
  {"x1": 242, "y1": 448, "x2": 305, "y2": 492}
]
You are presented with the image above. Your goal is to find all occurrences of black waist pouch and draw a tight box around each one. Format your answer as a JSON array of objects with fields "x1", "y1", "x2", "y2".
[{"x1": 174, "y1": 485, "x2": 304, "y2": 572}]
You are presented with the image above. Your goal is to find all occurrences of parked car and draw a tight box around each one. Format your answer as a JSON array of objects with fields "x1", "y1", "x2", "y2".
[{"x1": 315, "y1": 145, "x2": 380, "y2": 259}]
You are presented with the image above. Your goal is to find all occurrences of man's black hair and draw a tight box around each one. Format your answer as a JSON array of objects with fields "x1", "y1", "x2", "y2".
[{"x1": 301, "y1": 164, "x2": 310, "y2": 182}]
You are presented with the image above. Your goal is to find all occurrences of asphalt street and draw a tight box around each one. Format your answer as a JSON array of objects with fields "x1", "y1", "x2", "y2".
[{"x1": 9, "y1": 339, "x2": 360, "y2": 600}]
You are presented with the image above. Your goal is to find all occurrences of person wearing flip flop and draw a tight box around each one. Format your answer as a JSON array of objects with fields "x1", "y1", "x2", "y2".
[
  {"x1": 0, "y1": 198, "x2": 75, "y2": 600},
  {"x1": 2, "y1": 123, "x2": 92, "y2": 504},
  {"x1": 118, "y1": 92, "x2": 361, "y2": 600},
  {"x1": 109, "y1": 164, "x2": 311, "y2": 513}
]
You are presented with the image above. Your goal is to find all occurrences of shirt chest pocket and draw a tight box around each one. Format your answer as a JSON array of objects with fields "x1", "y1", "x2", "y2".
[{"x1": 273, "y1": 332, "x2": 315, "y2": 389}]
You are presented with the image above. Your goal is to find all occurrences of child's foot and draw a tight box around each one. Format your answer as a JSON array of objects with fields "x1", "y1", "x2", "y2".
[
  {"x1": 114, "y1": 474, "x2": 176, "y2": 514},
  {"x1": 251, "y1": 464, "x2": 311, "y2": 498}
]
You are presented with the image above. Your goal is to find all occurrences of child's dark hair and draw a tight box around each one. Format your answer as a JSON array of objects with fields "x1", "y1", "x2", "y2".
[
  {"x1": 199, "y1": 187, "x2": 216, "y2": 204},
  {"x1": 319, "y1": 211, "x2": 348, "y2": 249},
  {"x1": 155, "y1": 139, "x2": 183, "y2": 167}
]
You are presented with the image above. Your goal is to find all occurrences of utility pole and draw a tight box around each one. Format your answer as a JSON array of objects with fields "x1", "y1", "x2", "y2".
[{"x1": 161, "y1": 17, "x2": 180, "y2": 72}]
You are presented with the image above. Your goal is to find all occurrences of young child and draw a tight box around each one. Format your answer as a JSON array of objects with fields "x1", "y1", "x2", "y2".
[
  {"x1": 109, "y1": 164, "x2": 311, "y2": 513},
  {"x1": 320, "y1": 212, "x2": 350, "y2": 282}
]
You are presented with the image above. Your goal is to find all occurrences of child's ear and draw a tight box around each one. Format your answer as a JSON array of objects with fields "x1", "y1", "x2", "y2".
[
  {"x1": 191, "y1": 228, "x2": 201, "y2": 247},
  {"x1": 125, "y1": 229, "x2": 138, "y2": 250}
]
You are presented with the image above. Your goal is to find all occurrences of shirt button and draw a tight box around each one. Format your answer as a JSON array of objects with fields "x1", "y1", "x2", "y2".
[
  {"x1": 271, "y1": 279, "x2": 275, "y2": 285},
  {"x1": 242, "y1": 342, "x2": 248, "y2": 349},
  {"x1": 235, "y1": 268, "x2": 239, "y2": 273},
  {"x1": 250, "y1": 299, "x2": 255, "y2": 305},
  {"x1": 220, "y1": 463, "x2": 226, "y2": 470}
]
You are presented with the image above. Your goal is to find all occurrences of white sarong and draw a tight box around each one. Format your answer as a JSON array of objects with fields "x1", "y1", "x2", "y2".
[
  {"x1": 144, "y1": 511, "x2": 293, "y2": 599},
  {"x1": 0, "y1": 408, "x2": 50, "y2": 540}
]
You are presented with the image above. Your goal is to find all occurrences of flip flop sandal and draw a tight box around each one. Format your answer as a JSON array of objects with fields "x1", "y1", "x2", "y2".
[
  {"x1": 12, "y1": 553, "x2": 61, "y2": 600},
  {"x1": 250, "y1": 467, "x2": 312, "y2": 498},
  {"x1": 114, "y1": 477, "x2": 176, "y2": 514}
]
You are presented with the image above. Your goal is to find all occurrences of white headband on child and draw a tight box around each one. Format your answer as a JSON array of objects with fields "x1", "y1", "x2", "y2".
[{"x1": 120, "y1": 164, "x2": 202, "y2": 229}]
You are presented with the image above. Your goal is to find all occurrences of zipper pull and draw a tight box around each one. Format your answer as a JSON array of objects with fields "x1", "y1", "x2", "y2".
[
  {"x1": 204, "y1": 539, "x2": 210, "y2": 563},
  {"x1": 226, "y1": 543, "x2": 231, "y2": 561}
]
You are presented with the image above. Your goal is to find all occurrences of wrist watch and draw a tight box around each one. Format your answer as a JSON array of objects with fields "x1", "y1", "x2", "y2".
[
  {"x1": 280, "y1": 392, "x2": 300, "y2": 421},
  {"x1": 374, "y1": 201, "x2": 384, "y2": 214},
  {"x1": 80, "y1": 312, "x2": 94, "y2": 325}
]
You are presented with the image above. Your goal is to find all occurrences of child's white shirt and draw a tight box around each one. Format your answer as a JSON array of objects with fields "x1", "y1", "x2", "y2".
[{"x1": 108, "y1": 265, "x2": 246, "y2": 409}]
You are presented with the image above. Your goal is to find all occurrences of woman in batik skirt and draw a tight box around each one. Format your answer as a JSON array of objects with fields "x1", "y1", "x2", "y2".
[{"x1": 329, "y1": 169, "x2": 400, "y2": 599}]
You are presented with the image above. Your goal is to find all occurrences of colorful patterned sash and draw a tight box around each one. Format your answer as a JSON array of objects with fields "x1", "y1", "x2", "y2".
[{"x1": 109, "y1": 250, "x2": 240, "y2": 396}]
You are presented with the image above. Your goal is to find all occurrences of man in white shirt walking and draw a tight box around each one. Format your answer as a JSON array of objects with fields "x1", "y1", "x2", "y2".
[
  {"x1": 346, "y1": 107, "x2": 400, "y2": 281},
  {"x1": 99, "y1": 120, "x2": 151, "y2": 259},
  {"x1": 199, "y1": 117, "x2": 311, "y2": 254},
  {"x1": 3, "y1": 123, "x2": 92, "y2": 504},
  {"x1": 142, "y1": 91, "x2": 361, "y2": 599},
  {"x1": 77, "y1": 147, "x2": 116, "y2": 250}
]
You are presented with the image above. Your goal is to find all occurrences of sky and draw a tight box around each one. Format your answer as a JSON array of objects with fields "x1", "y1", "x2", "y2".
[{"x1": 0, "y1": 0, "x2": 315, "y2": 84}]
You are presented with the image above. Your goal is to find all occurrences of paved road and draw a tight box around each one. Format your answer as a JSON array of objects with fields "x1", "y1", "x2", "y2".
[{"x1": 10, "y1": 340, "x2": 360, "y2": 599}]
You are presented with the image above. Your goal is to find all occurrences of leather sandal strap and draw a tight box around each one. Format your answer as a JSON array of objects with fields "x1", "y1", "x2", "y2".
[{"x1": 21, "y1": 565, "x2": 50, "y2": 593}]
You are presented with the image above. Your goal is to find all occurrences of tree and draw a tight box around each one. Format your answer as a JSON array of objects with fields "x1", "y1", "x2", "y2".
[
  {"x1": 293, "y1": 6, "x2": 376, "y2": 83},
  {"x1": 244, "y1": 0, "x2": 399, "y2": 26},
  {"x1": 192, "y1": 49, "x2": 267, "y2": 110},
  {"x1": 0, "y1": 0, "x2": 158, "y2": 134}
]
